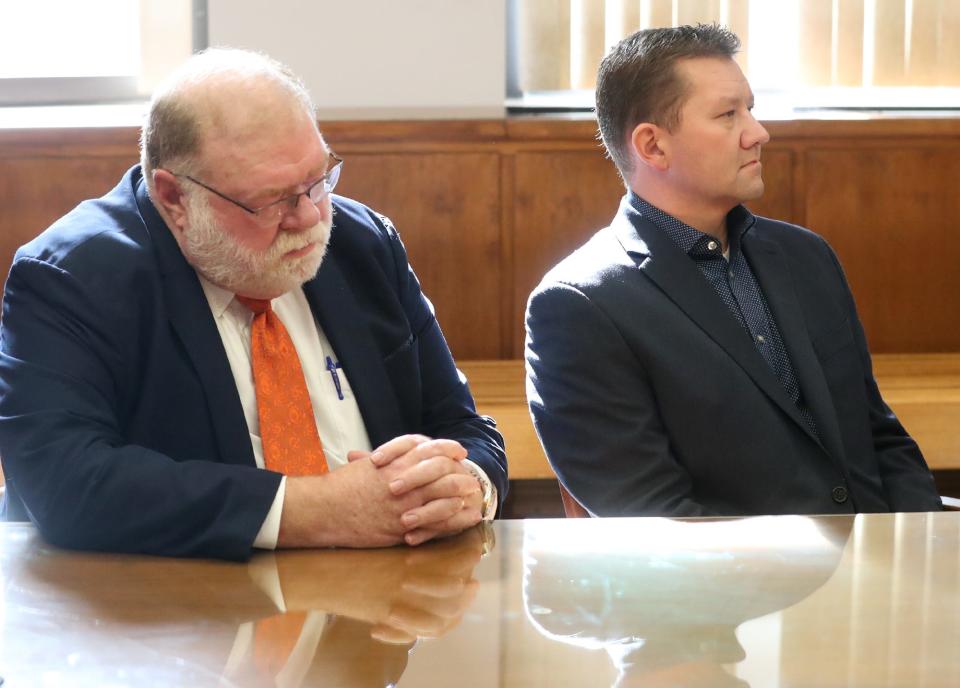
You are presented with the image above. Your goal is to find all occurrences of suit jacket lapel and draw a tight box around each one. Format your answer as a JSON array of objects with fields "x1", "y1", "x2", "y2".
[
  {"x1": 136, "y1": 179, "x2": 256, "y2": 467},
  {"x1": 302, "y1": 251, "x2": 405, "y2": 447},
  {"x1": 742, "y1": 232, "x2": 845, "y2": 459},
  {"x1": 611, "y1": 199, "x2": 813, "y2": 436}
]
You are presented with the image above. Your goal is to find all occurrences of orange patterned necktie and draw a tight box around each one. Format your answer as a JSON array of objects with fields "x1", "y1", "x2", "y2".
[
  {"x1": 236, "y1": 296, "x2": 329, "y2": 476},
  {"x1": 253, "y1": 611, "x2": 308, "y2": 676}
]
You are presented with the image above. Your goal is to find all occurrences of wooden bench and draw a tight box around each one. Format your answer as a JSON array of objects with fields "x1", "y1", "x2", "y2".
[
  {"x1": 1, "y1": 354, "x2": 955, "y2": 489},
  {"x1": 460, "y1": 354, "x2": 960, "y2": 480}
]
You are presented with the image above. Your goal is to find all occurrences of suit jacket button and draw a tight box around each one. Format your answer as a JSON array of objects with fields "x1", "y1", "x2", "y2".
[{"x1": 832, "y1": 486, "x2": 848, "y2": 504}]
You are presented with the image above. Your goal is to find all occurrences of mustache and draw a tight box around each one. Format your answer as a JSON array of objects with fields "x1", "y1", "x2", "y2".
[{"x1": 265, "y1": 220, "x2": 331, "y2": 257}]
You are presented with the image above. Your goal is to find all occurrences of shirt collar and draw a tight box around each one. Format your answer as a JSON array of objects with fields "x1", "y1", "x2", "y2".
[
  {"x1": 196, "y1": 273, "x2": 239, "y2": 319},
  {"x1": 627, "y1": 191, "x2": 756, "y2": 257}
]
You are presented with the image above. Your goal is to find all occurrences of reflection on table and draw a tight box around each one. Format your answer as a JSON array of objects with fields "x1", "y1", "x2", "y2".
[
  {"x1": 1, "y1": 512, "x2": 959, "y2": 687},
  {"x1": 522, "y1": 516, "x2": 849, "y2": 687},
  {"x1": 0, "y1": 523, "x2": 489, "y2": 687}
]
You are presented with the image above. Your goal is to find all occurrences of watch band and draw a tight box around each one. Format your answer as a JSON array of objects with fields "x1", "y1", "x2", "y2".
[{"x1": 462, "y1": 459, "x2": 496, "y2": 520}]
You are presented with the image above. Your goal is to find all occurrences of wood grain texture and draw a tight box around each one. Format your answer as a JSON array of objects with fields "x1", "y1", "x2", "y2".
[
  {"x1": 511, "y1": 149, "x2": 624, "y2": 357},
  {"x1": 2, "y1": 117, "x2": 959, "y2": 358},
  {"x1": 321, "y1": 119, "x2": 505, "y2": 146},
  {"x1": 804, "y1": 147, "x2": 960, "y2": 352},
  {"x1": 460, "y1": 355, "x2": 960, "y2": 479},
  {"x1": 459, "y1": 359, "x2": 546, "y2": 479},
  {"x1": 4, "y1": 353, "x2": 959, "y2": 485},
  {"x1": 332, "y1": 152, "x2": 503, "y2": 359},
  {"x1": 0, "y1": 155, "x2": 137, "y2": 284}
]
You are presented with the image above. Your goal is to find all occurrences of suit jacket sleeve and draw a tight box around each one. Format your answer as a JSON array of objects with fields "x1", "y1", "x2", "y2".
[
  {"x1": 525, "y1": 280, "x2": 714, "y2": 517},
  {"x1": 0, "y1": 255, "x2": 280, "y2": 560},
  {"x1": 377, "y1": 213, "x2": 508, "y2": 509},
  {"x1": 822, "y1": 240, "x2": 941, "y2": 511}
]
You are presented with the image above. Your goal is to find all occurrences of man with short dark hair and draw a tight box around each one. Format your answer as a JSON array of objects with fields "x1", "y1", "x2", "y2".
[
  {"x1": 525, "y1": 25, "x2": 940, "y2": 517},
  {"x1": 0, "y1": 49, "x2": 507, "y2": 559}
]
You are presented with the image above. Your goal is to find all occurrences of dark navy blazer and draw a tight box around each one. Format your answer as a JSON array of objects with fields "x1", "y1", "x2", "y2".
[
  {"x1": 525, "y1": 197, "x2": 939, "y2": 517},
  {"x1": 0, "y1": 166, "x2": 507, "y2": 560}
]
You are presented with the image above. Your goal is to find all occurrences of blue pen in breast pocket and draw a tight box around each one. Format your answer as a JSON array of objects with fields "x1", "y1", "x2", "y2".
[{"x1": 325, "y1": 356, "x2": 344, "y2": 400}]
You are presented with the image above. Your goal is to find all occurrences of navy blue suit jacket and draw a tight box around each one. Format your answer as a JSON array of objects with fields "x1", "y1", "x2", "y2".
[
  {"x1": 526, "y1": 197, "x2": 939, "y2": 516},
  {"x1": 0, "y1": 166, "x2": 507, "y2": 560}
]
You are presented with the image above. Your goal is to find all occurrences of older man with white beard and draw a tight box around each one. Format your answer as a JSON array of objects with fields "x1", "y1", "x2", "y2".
[{"x1": 0, "y1": 49, "x2": 507, "y2": 560}]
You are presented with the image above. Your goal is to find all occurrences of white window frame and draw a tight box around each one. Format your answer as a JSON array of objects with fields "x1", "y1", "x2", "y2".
[{"x1": 0, "y1": 0, "x2": 207, "y2": 107}]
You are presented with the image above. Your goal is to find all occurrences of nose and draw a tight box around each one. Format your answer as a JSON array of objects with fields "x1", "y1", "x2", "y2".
[
  {"x1": 742, "y1": 111, "x2": 770, "y2": 149},
  {"x1": 279, "y1": 192, "x2": 322, "y2": 231}
]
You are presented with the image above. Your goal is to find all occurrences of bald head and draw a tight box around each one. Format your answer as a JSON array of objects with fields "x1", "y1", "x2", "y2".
[{"x1": 140, "y1": 48, "x2": 317, "y2": 188}]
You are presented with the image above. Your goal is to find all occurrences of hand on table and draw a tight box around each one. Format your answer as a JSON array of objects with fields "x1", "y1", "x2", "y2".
[{"x1": 348, "y1": 434, "x2": 484, "y2": 546}]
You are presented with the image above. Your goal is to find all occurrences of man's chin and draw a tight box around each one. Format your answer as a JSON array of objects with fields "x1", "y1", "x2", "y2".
[
  {"x1": 295, "y1": 233, "x2": 329, "y2": 275},
  {"x1": 289, "y1": 247, "x2": 327, "y2": 286},
  {"x1": 739, "y1": 181, "x2": 765, "y2": 203},
  {"x1": 199, "y1": 243, "x2": 326, "y2": 299},
  {"x1": 267, "y1": 237, "x2": 329, "y2": 295}
]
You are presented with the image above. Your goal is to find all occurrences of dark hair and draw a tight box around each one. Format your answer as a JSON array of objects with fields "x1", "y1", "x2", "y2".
[{"x1": 595, "y1": 24, "x2": 740, "y2": 179}]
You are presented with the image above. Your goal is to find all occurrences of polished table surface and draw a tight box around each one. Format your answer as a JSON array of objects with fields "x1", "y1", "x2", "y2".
[{"x1": 2, "y1": 513, "x2": 959, "y2": 687}]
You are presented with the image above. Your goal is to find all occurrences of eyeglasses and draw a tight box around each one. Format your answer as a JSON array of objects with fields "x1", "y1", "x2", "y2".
[{"x1": 172, "y1": 152, "x2": 343, "y2": 226}]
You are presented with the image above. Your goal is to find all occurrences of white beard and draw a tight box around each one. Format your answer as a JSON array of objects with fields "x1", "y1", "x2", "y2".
[{"x1": 180, "y1": 192, "x2": 331, "y2": 298}]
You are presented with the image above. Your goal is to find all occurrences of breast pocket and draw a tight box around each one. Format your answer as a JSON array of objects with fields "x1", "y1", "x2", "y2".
[
  {"x1": 383, "y1": 334, "x2": 415, "y2": 365},
  {"x1": 333, "y1": 365, "x2": 358, "y2": 400}
]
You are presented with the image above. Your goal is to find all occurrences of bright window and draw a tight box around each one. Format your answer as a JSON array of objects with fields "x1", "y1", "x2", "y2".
[
  {"x1": 0, "y1": 2, "x2": 140, "y2": 79},
  {"x1": 508, "y1": 0, "x2": 960, "y2": 113},
  {"x1": 0, "y1": 0, "x2": 204, "y2": 106}
]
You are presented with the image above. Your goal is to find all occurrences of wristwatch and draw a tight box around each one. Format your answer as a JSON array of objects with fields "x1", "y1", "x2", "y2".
[{"x1": 463, "y1": 460, "x2": 496, "y2": 521}]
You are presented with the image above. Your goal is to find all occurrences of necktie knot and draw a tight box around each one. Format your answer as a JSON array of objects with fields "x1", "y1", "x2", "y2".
[{"x1": 236, "y1": 295, "x2": 272, "y2": 315}]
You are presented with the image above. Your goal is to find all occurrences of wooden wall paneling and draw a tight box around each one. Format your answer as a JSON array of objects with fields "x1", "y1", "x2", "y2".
[
  {"x1": 505, "y1": 114, "x2": 598, "y2": 142},
  {"x1": 803, "y1": 147, "x2": 960, "y2": 352},
  {"x1": 762, "y1": 118, "x2": 960, "y2": 140},
  {"x1": 3, "y1": 117, "x2": 960, "y2": 359},
  {"x1": 511, "y1": 149, "x2": 625, "y2": 357},
  {"x1": 332, "y1": 152, "x2": 504, "y2": 360},
  {"x1": 0, "y1": 127, "x2": 140, "y2": 160},
  {"x1": 790, "y1": 140, "x2": 808, "y2": 228},
  {"x1": 320, "y1": 119, "x2": 507, "y2": 147},
  {"x1": 744, "y1": 147, "x2": 795, "y2": 223},
  {"x1": 0, "y1": 155, "x2": 138, "y2": 287},
  {"x1": 499, "y1": 152, "x2": 517, "y2": 357}
]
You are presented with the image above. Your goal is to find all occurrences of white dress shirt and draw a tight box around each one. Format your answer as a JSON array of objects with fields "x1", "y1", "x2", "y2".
[
  {"x1": 222, "y1": 554, "x2": 330, "y2": 687},
  {"x1": 200, "y1": 277, "x2": 372, "y2": 548},
  {"x1": 198, "y1": 277, "x2": 495, "y2": 549}
]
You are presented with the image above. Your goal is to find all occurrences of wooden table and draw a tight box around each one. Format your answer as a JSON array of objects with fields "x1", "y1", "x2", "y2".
[{"x1": 2, "y1": 513, "x2": 959, "y2": 686}]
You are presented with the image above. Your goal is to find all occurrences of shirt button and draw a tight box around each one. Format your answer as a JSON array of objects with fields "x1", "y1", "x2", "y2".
[
  {"x1": 707, "y1": 240, "x2": 718, "y2": 251},
  {"x1": 831, "y1": 486, "x2": 848, "y2": 504},
  {"x1": 756, "y1": 335, "x2": 766, "y2": 344}
]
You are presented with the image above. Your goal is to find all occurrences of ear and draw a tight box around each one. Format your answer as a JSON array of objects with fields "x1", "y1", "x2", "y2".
[
  {"x1": 629, "y1": 122, "x2": 669, "y2": 171},
  {"x1": 151, "y1": 169, "x2": 190, "y2": 234}
]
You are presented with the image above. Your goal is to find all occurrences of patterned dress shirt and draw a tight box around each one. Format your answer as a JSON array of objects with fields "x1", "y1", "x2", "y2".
[{"x1": 629, "y1": 192, "x2": 818, "y2": 436}]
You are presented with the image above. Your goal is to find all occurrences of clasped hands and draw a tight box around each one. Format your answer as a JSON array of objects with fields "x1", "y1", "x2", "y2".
[
  {"x1": 346, "y1": 434, "x2": 484, "y2": 546},
  {"x1": 281, "y1": 434, "x2": 484, "y2": 548}
]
